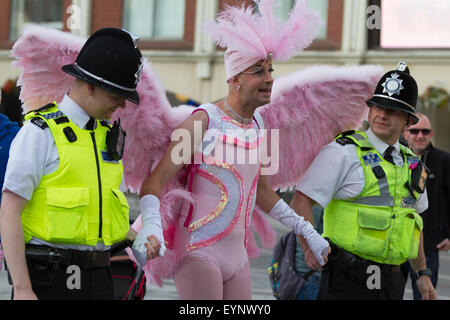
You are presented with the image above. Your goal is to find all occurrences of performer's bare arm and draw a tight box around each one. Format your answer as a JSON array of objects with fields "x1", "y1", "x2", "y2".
[
  {"x1": 255, "y1": 174, "x2": 281, "y2": 212},
  {"x1": 140, "y1": 110, "x2": 209, "y2": 199}
]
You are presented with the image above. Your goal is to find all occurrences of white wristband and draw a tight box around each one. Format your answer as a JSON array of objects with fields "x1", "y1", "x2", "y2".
[
  {"x1": 268, "y1": 199, "x2": 314, "y2": 237},
  {"x1": 269, "y1": 199, "x2": 329, "y2": 266},
  {"x1": 140, "y1": 194, "x2": 160, "y2": 215},
  {"x1": 133, "y1": 194, "x2": 166, "y2": 260}
]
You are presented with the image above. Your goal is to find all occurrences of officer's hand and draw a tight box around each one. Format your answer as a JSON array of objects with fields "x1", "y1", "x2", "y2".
[
  {"x1": 13, "y1": 287, "x2": 38, "y2": 300},
  {"x1": 144, "y1": 235, "x2": 162, "y2": 260},
  {"x1": 305, "y1": 248, "x2": 324, "y2": 270},
  {"x1": 298, "y1": 234, "x2": 330, "y2": 269},
  {"x1": 436, "y1": 238, "x2": 450, "y2": 252},
  {"x1": 417, "y1": 276, "x2": 438, "y2": 300},
  {"x1": 132, "y1": 195, "x2": 167, "y2": 267},
  {"x1": 305, "y1": 246, "x2": 330, "y2": 270},
  {"x1": 304, "y1": 230, "x2": 329, "y2": 267},
  {"x1": 132, "y1": 231, "x2": 166, "y2": 267}
]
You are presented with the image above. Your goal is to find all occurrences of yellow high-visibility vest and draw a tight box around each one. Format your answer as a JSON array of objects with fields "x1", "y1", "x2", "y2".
[
  {"x1": 21, "y1": 103, "x2": 129, "y2": 246},
  {"x1": 323, "y1": 131, "x2": 423, "y2": 265}
]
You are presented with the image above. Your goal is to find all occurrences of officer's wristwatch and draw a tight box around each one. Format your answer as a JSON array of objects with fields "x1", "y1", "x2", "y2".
[{"x1": 414, "y1": 268, "x2": 432, "y2": 280}]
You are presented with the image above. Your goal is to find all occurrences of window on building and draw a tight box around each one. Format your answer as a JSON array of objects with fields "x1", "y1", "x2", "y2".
[
  {"x1": 369, "y1": 0, "x2": 450, "y2": 49},
  {"x1": 123, "y1": 0, "x2": 186, "y2": 40},
  {"x1": 9, "y1": 0, "x2": 64, "y2": 40},
  {"x1": 273, "y1": 0, "x2": 329, "y2": 39}
]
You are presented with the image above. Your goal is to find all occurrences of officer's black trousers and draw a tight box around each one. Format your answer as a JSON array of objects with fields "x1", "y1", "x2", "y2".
[
  {"x1": 12, "y1": 258, "x2": 114, "y2": 300},
  {"x1": 318, "y1": 260, "x2": 406, "y2": 300}
]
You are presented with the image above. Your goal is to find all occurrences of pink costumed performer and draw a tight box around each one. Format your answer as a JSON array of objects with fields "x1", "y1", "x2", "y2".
[
  {"x1": 11, "y1": 0, "x2": 383, "y2": 300},
  {"x1": 133, "y1": 0, "x2": 329, "y2": 300}
]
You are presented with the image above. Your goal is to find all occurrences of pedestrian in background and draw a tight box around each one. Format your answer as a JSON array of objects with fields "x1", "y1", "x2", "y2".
[
  {"x1": 0, "y1": 80, "x2": 22, "y2": 271},
  {"x1": 401, "y1": 112, "x2": 450, "y2": 299},
  {"x1": 0, "y1": 79, "x2": 23, "y2": 127}
]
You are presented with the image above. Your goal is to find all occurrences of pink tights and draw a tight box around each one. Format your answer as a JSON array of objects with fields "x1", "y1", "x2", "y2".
[{"x1": 173, "y1": 257, "x2": 252, "y2": 300}]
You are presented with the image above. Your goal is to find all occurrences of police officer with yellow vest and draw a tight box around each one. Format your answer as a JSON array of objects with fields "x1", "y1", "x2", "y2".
[
  {"x1": 0, "y1": 28, "x2": 161, "y2": 300},
  {"x1": 291, "y1": 62, "x2": 438, "y2": 300}
]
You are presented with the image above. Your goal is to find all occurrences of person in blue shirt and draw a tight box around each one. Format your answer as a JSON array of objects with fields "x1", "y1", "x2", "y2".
[
  {"x1": 0, "y1": 113, "x2": 20, "y2": 193},
  {"x1": 0, "y1": 112, "x2": 20, "y2": 270}
]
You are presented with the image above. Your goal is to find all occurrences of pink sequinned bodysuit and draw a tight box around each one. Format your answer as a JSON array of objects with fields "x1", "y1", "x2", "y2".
[{"x1": 173, "y1": 103, "x2": 265, "y2": 284}]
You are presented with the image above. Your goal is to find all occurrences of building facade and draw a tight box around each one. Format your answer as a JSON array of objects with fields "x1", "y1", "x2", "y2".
[{"x1": 0, "y1": 0, "x2": 449, "y2": 150}]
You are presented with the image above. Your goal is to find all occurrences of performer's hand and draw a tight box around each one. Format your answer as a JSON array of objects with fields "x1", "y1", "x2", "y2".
[
  {"x1": 132, "y1": 195, "x2": 166, "y2": 267},
  {"x1": 132, "y1": 231, "x2": 166, "y2": 266},
  {"x1": 303, "y1": 228, "x2": 330, "y2": 266},
  {"x1": 144, "y1": 235, "x2": 162, "y2": 260},
  {"x1": 417, "y1": 275, "x2": 438, "y2": 300},
  {"x1": 297, "y1": 234, "x2": 330, "y2": 269},
  {"x1": 305, "y1": 248, "x2": 328, "y2": 270}
]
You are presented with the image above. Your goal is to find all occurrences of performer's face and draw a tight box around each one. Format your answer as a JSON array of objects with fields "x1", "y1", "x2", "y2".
[
  {"x1": 368, "y1": 104, "x2": 409, "y2": 145},
  {"x1": 87, "y1": 85, "x2": 126, "y2": 119},
  {"x1": 238, "y1": 58, "x2": 274, "y2": 107}
]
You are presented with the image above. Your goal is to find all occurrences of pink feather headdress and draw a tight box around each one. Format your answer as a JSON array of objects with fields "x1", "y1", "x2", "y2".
[{"x1": 204, "y1": 0, "x2": 322, "y2": 80}]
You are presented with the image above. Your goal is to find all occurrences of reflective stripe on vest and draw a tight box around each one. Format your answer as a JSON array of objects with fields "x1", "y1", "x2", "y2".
[
  {"x1": 323, "y1": 131, "x2": 423, "y2": 265},
  {"x1": 21, "y1": 103, "x2": 129, "y2": 246}
]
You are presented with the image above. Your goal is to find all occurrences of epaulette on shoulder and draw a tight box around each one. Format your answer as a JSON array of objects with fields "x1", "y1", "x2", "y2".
[
  {"x1": 100, "y1": 120, "x2": 111, "y2": 128},
  {"x1": 25, "y1": 103, "x2": 55, "y2": 116},
  {"x1": 336, "y1": 136, "x2": 356, "y2": 146},
  {"x1": 30, "y1": 117, "x2": 49, "y2": 130},
  {"x1": 25, "y1": 103, "x2": 58, "y2": 129},
  {"x1": 340, "y1": 130, "x2": 356, "y2": 137},
  {"x1": 335, "y1": 130, "x2": 356, "y2": 146}
]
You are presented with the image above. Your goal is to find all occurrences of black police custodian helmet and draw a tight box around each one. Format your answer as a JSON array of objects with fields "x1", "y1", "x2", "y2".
[
  {"x1": 62, "y1": 28, "x2": 143, "y2": 105},
  {"x1": 366, "y1": 61, "x2": 419, "y2": 124}
]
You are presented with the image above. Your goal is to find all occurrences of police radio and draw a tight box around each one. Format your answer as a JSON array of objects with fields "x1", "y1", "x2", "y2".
[
  {"x1": 410, "y1": 160, "x2": 429, "y2": 194},
  {"x1": 106, "y1": 118, "x2": 126, "y2": 161}
]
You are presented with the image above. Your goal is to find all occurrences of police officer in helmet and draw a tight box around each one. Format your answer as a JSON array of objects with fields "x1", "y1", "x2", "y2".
[
  {"x1": 290, "y1": 62, "x2": 438, "y2": 300},
  {"x1": 0, "y1": 28, "x2": 161, "y2": 299}
]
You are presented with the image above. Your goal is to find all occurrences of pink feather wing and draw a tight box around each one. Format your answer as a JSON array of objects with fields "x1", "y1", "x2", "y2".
[
  {"x1": 11, "y1": 25, "x2": 83, "y2": 112},
  {"x1": 112, "y1": 65, "x2": 193, "y2": 193},
  {"x1": 11, "y1": 25, "x2": 193, "y2": 196},
  {"x1": 260, "y1": 64, "x2": 384, "y2": 191}
]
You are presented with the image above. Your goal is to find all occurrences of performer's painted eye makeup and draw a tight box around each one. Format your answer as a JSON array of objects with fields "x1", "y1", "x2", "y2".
[{"x1": 247, "y1": 65, "x2": 274, "y2": 74}]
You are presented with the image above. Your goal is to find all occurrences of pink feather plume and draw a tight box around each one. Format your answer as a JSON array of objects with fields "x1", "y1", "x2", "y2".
[{"x1": 203, "y1": 0, "x2": 322, "y2": 61}]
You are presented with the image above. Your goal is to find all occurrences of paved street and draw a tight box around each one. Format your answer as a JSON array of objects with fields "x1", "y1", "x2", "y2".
[{"x1": 1, "y1": 192, "x2": 449, "y2": 300}]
